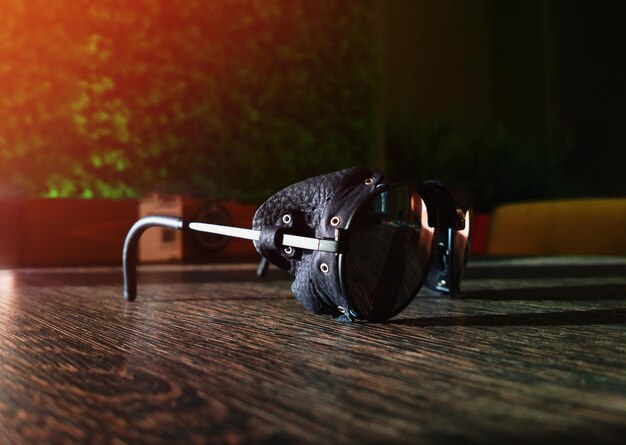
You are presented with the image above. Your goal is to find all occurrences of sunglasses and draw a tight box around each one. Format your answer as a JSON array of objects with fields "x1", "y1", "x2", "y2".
[{"x1": 123, "y1": 167, "x2": 473, "y2": 322}]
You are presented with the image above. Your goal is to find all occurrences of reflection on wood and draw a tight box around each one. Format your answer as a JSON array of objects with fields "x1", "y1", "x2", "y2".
[{"x1": 0, "y1": 259, "x2": 625, "y2": 443}]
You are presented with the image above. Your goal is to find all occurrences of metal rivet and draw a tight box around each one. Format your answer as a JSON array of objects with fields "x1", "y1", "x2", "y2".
[
  {"x1": 320, "y1": 263, "x2": 329, "y2": 273},
  {"x1": 337, "y1": 306, "x2": 346, "y2": 314},
  {"x1": 364, "y1": 177, "x2": 374, "y2": 185},
  {"x1": 330, "y1": 216, "x2": 342, "y2": 227},
  {"x1": 284, "y1": 246, "x2": 293, "y2": 255},
  {"x1": 282, "y1": 214, "x2": 292, "y2": 224}
]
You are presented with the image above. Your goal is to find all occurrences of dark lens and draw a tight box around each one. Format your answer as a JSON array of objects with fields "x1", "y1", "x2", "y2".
[{"x1": 341, "y1": 185, "x2": 436, "y2": 320}]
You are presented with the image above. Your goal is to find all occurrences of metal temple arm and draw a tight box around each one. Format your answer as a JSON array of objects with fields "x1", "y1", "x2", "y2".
[
  {"x1": 188, "y1": 222, "x2": 340, "y2": 253},
  {"x1": 123, "y1": 216, "x2": 340, "y2": 301},
  {"x1": 123, "y1": 215, "x2": 185, "y2": 301}
]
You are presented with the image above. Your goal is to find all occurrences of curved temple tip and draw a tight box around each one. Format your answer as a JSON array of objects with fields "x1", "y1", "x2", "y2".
[
  {"x1": 124, "y1": 288, "x2": 136, "y2": 302},
  {"x1": 122, "y1": 215, "x2": 185, "y2": 301}
]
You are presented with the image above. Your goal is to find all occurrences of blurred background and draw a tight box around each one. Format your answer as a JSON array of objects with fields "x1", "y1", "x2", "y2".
[
  {"x1": 1, "y1": 0, "x2": 625, "y2": 264},
  {"x1": 1, "y1": 0, "x2": 625, "y2": 207}
]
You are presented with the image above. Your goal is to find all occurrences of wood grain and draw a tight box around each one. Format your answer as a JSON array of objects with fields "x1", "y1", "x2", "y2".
[{"x1": 0, "y1": 258, "x2": 625, "y2": 444}]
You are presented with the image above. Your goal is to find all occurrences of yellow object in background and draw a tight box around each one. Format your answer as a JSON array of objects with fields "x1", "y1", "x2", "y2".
[{"x1": 486, "y1": 199, "x2": 626, "y2": 256}]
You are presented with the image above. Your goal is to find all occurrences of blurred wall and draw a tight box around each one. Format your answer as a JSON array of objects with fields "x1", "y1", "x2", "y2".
[
  {"x1": 379, "y1": 0, "x2": 626, "y2": 200},
  {"x1": 382, "y1": 0, "x2": 493, "y2": 121},
  {"x1": 380, "y1": 0, "x2": 555, "y2": 146}
]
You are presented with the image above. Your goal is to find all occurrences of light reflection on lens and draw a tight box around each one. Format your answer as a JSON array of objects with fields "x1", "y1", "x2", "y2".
[{"x1": 452, "y1": 210, "x2": 471, "y2": 287}]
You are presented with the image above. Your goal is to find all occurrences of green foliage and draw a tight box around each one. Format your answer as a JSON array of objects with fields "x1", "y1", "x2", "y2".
[{"x1": 0, "y1": 0, "x2": 378, "y2": 201}]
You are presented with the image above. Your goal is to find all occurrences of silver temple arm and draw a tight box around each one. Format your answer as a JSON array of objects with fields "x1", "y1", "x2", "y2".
[
  {"x1": 189, "y1": 222, "x2": 260, "y2": 241},
  {"x1": 283, "y1": 234, "x2": 339, "y2": 253},
  {"x1": 123, "y1": 215, "x2": 185, "y2": 301},
  {"x1": 124, "y1": 217, "x2": 341, "y2": 302},
  {"x1": 188, "y1": 222, "x2": 340, "y2": 253}
]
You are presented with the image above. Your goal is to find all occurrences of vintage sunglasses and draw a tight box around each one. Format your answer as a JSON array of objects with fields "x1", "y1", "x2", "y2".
[{"x1": 123, "y1": 167, "x2": 473, "y2": 322}]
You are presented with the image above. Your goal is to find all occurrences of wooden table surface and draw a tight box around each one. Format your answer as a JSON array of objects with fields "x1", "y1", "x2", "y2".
[{"x1": 1, "y1": 257, "x2": 625, "y2": 444}]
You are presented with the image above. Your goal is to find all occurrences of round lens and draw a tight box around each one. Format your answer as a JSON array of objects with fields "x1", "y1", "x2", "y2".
[{"x1": 340, "y1": 184, "x2": 436, "y2": 321}]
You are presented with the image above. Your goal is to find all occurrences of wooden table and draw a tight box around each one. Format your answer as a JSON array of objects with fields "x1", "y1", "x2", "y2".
[{"x1": 1, "y1": 257, "x2": 625, "y2": 444}]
